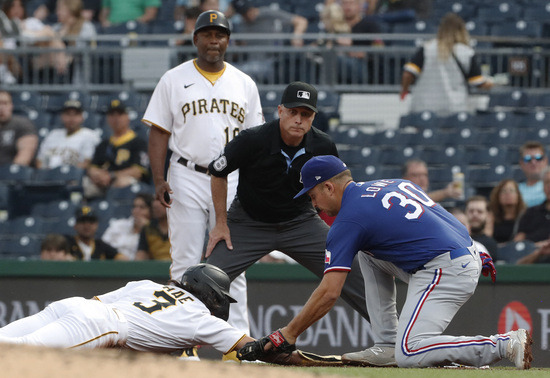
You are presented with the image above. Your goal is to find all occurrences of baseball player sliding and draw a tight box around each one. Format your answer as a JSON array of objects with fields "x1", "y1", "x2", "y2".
[
  {"x1": 142, "y1": 10, "x2": 264, "y2": 338},
  {"x1": 0, "y1": 264, "x2": 342, "y2": 366},
  {"x1": 238, "y1": 156, "x2": 533, "y2": 370}
]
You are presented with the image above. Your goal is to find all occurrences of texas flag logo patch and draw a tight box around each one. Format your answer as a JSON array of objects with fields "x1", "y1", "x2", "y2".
[{"x1": 325, "y1": 249, "x2": 331, "y2": 264}]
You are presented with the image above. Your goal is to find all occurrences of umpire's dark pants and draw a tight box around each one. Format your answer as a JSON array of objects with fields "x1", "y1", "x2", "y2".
[{"x1": 206, "y1": 199, "x2": 370, "y2": 321}]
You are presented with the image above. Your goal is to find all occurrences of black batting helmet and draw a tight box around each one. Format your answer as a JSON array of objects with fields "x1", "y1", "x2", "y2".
[
  {"x1": 193, "y1": 10, "x2": 231, "y2": 36},
  {"x1": 180, "y1": 263, "x2": 236, "y2": 321}
]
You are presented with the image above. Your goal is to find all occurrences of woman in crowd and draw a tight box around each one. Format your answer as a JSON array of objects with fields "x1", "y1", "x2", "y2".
[
  {"x1": 101, "y1": 192, "x2": 153, "y2": 260},
  {"x1": 488, "y1": 179, "x2": 526, "y2": 244}
]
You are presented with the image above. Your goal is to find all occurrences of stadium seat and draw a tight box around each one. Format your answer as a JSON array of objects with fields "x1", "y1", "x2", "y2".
[
  {"x1": 398, "y1": 111, "x2": 440, "y2": 131},
  {"x1": 488, "y1": 90, "x2": 527, "y2": 109},
  {"x1": 11, "y1": 91, "x2": 43, "y2": 113},
  {"x1": 3, "y1": 236, "x2": 41, "y2": 260},
  {"x1": 99, "y1": 21, "x2": 150, "y2": 46},
  {"x1": 372, "y1": 130, "x2": 412, "y2": 147},
  {"x1": 491, "y1": 20, "x2": 542, "y2": 39},
  {"x1": 8, "y1": 216, "x2": 45, "y2": 237},
  {"x1": 316, "y1": 90, "x2": 340, "y2": 116},
  {"x1": 409, "y1": 128, "x2": 449, "y2": 147},
  {"x1": 479, "y1": 127, "x2": 520, "y2": 147},
  {"x1": 522, "y1": 3, "x2": 550, "y2": 22},
  {"x1": 42, "y1": 91, "x2": 93, "y2": 112},
  {"x1": 439, "y1": 112, "x2": 472, "y2": 130},
  {"x1": 32, "y1": 166, "x2": 85, "y2": 188},
  {"x1": 464, "y1": 19, "x2": 490, "y2": 36},
  {"x1": 339, "y1": 146, "x2": 381, "y2": 167},
  {"x1": 106, "y1": 182, "x2": 154, "y2": 206},
  {"x1": 473, "y1": 111, "x2": 520, "y2": 130},
  {"x1": 466, "y1": 164, "x2": 511, "y2": 188},
  {"x1": 0, "y1": 164, "x2": 34, "y2": 185},
  {"x1": 42, "y1": 216, "x2": 76, "y2": 236},
  {"x1": 476, "y1": 2, "x2": 521, "y2": 23},
  {"x1": 428, "y1": 166, "x2": 454, "y2": 188},
  {"x1": 465, "y1": 146, "x2": 508, "y2": 166},
  {"x1": 495, "y1": 240, "x2": 537, "y2": 264},
  {"x1": 421, "y1": 146, "x2": 466, "y2": 168},
  {"x1": 260, "y1": 90, "x2": 282, "y2": 109},
  {"x1": 522, "y1": 128, "x2": 550, "y2": 146},
  {"x1": 31, "y1": 200, "x2": 79, "y2": 222},
  {"x1": 378, "y1": 146, "x2": 419, "y2": 167}
]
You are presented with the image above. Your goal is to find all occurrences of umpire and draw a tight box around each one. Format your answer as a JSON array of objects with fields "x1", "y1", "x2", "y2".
[{"x1": 206, "y1": 81, "x2": 369, "y2": 320}]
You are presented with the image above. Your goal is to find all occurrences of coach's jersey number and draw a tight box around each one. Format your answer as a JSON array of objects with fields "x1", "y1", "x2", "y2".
[
  {"x1": 133, "y1": 287, "x2": 193, "y2": 314},
  {"x1": 224, "y1": 127, "x2": 239, "y2": 145},
  {"x1": 381, "y1": 182, "x2": 435, "y2": 220}
]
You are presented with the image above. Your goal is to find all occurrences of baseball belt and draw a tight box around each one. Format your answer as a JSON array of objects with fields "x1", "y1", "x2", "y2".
[{"x1": 177, "y1": 157, "x2": 210, "y2": 175}]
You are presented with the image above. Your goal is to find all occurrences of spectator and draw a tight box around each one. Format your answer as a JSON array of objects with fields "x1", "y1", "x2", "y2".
[
  {"x1": 516, "y1": 240, "x2": 550, "y2": 265},
  {"x1": 52, "y1": 0, "x2": 97, "y2": 83},
  {"x1": 175, "y1": 6, "x2": 201, "y2": 49},
  {"x1": 35, "y1": 99, "x2": 100, "y2": 169},
  {"x1": 84, "y1": 100, "x2": 150, "y2": 199},
  {"x1": 321, "y1": 2, "x2": 350, "y2": 37},
  {"x1": 336, "y1": 0, "x2": 384, "y2": 84},
  {"x1": 517, "y1": 141, "x2": 548, "y2": 208},
  {"x1": 40, "y1": 233, "x2": 74, "y2": 261},
  {"x1": 0, "y1": 1, "x2": 23, "y2": 84},
  {"x1": 102, "y1": 192, "x2": 153, "y2": 260},
  {"x1": 232, "y1": 0, "x2": 307, "y2": 47},
  {"x1": 65, "y1": 205, "x2": 126, "y2": 260},
  {"x1": 34, "y1": 0, "x2": 101, "y2": 22},
  {"x1": 0, "y1": 90, "x2": 38, "y2": 166},
  {"x1": 488, "y1": 179, "x2": 526, "y2": 244},
  {"x1": 401, "y1": 13, "x2": 493, "y2": 117},
  {"x1": 3, "y1": 0, "x2": 70, "y2": 82},
  {"x1": 465, "y1": 195, "x2": 498, "y2": 256},
  {"x1": 514, "y1": 167, "x2": 550, "y2": 244},
  {"x1": 136, "y1": 198, "x2": 171, "y2": 260},
  {"x1": 366, "y1": 0, "x2": 432, "y2": 21},
  {"x1": 230, "y1": 0, "x2": 308, "y2": 82},
  {"x1": 99, "y1": 0, "x2": 161, "y2": 28},
  {"x1": 401, "y1": 159, "x2": 463, "y2": 203},
  {"x1": 447, "y1": 206, "x2": 490, "y2": 254}
]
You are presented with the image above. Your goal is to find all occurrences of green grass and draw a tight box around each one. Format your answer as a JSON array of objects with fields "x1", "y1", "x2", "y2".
[{"x1": 277, "y1": 366, "x2": 550, "y2": 377}]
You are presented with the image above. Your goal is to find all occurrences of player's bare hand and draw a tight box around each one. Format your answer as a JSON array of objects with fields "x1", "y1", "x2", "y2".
[
  {"x1": 155, "y1": 182, "x2": 172, "y2": 208},
  {"x1": 205, "y1": 223, "x2": 232, "y2": 257}
]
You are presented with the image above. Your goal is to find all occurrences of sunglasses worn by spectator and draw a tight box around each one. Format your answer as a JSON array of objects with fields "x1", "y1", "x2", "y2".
[{"x1": 523, "y1": 153, "x2": 545, "y2": 163}]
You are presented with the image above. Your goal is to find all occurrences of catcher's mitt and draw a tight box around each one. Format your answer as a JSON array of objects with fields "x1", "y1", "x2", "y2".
[{"x1": 237, "y1": 329, "x2": 295, "y2": 362}]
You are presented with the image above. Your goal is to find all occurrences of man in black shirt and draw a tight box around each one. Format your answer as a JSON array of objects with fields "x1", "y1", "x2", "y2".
[
  {"x1": 465, "y1": 195, "x2": 498, "y2": 257},
  {"x1": 206, "y1": 82, "x2": 369, "y2": 320}
]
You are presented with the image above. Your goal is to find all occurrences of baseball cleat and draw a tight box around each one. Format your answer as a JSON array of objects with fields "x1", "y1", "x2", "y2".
[
  {"x1": 342, "y1": 346, "x2": 397, "y2": 367},
  {"x1": 505, "y1": 329, "x2": 533, "y2": 369},
  {"x1": 178, "y1": 346, "x2": 200, "y2": 361}
]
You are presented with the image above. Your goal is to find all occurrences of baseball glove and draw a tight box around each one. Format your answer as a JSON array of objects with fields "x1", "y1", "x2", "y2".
[{"x1": 237, "y1": 329, "x2": 295, "y2": 362}]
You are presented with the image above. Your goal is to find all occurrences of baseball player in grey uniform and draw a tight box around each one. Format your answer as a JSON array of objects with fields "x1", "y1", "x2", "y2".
[
  {"x1": 142, "y1": 10, "x2": 264, "y2": 337},
  {"x1": 239, "y1": 156, "x2": 533, "y2": 369}
]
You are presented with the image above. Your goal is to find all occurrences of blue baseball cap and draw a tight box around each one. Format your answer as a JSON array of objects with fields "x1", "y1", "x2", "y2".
[{"x1": 294, "y1": 155, "x2": 348, "y2": 199}]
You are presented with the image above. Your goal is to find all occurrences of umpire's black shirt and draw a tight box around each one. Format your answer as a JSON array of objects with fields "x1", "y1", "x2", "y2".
[{"x1": 208, "y1": 119, "x2": 338, "y2": 223}]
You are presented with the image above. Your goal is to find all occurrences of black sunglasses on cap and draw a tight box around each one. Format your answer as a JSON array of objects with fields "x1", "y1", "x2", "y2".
[{"x1": 523, "y1": 153, "x2": 545, "y2": 163}]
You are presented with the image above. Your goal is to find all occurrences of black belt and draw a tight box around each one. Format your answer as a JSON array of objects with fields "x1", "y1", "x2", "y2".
[{"x1": 177, "y1": 157, "x2": 209, "y2": 175}]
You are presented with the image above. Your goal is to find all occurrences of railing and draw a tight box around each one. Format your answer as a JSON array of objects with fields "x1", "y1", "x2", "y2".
[{"x1": 1, "y1": 33, "x2": 549, "y2": 93}]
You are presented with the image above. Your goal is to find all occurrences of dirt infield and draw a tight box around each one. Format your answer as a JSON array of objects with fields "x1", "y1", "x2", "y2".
[{"x1": 0, "y1": 344, "x2": 341, "y2": 378}]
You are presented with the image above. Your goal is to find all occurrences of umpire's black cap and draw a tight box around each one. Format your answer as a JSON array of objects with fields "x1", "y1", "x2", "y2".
[
  {"x1": 281, "y1": 81, "x2": 318, "y2": 113},
  {"x1": 193, "y1": 10, "x2": 231, "y2": 36}
]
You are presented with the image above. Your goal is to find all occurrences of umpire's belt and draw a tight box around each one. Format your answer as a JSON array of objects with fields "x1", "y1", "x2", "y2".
[{"x1": 177, "y1": 157, "x2": 209, "y2": 175}]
